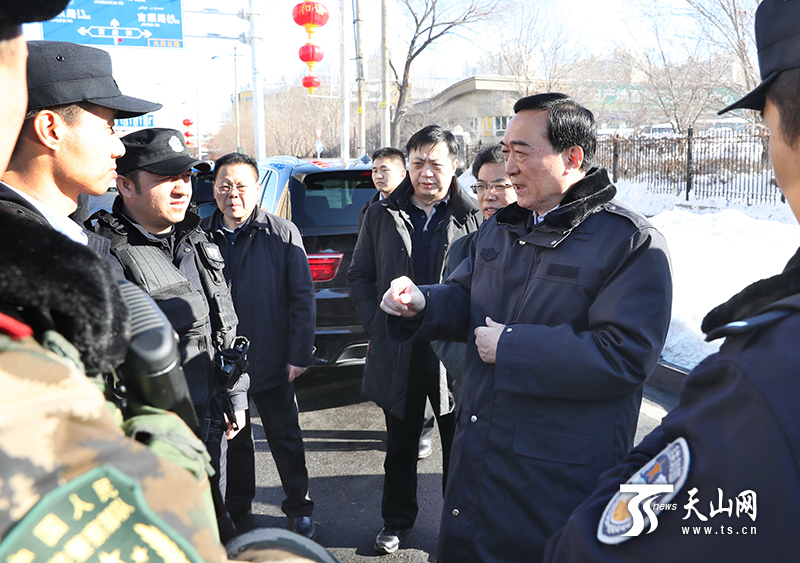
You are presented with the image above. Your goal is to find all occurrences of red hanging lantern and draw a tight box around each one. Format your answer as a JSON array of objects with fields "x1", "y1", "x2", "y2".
[
  {"x1": 182, "y1": 119, "x2": 193, "y2": 127},
  {"x1": 293, "y1": 1, "x2": 329, "y2": 39},
  {"x1": 302, "y1": 75, "x2": 321, "y2": 95},
  {"x1": 299, "y1": 42, "x2": 324, "y2": 73}
]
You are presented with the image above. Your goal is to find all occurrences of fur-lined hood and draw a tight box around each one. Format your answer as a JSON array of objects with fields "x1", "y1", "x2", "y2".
[{"x1": 0, "y1": 208, "x2": 129, "y2": 374}]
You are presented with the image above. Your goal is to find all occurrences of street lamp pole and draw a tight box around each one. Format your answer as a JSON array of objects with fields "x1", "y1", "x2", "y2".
[
  {"x1": 340, "y1": 0, "x2": 350, "y2": 164},
  {"x1": 233, "y1": 44, "x2": 241, "y2": 152}
]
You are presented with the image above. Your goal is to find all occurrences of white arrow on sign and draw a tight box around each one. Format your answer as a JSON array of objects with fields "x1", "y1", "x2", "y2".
[{"x1": 79, "y1": 26, "x2": 148, "y2": 39}]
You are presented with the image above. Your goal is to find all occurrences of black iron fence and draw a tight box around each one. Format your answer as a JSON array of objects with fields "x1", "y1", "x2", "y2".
[{"x1": 596, "y1": 128, "x2": 784, "y2": 205}]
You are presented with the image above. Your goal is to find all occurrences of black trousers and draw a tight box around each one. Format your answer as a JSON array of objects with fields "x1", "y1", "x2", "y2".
[
  {"x1": 225, "y1": 408, "x2": 256, "y2": 521},
  {"x1": 249, "y1": 381, "x2": 314, "y2": 519},
  {"x1": 196, "y1": 397, "x2": 228, "y2": 500},
  {"x1": 382, "y1": 342, "x2": 455, "y2": 530}
]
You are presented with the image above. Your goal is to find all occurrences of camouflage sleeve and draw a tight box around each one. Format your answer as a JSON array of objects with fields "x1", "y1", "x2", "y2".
[{"x1": 0, "y1": 334, "x2": 227, "y2": 563}]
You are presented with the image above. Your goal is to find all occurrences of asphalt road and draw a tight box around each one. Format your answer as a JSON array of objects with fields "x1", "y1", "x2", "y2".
[{"x1": 245, "y1": 366, "x2": 679, "y2": 562}]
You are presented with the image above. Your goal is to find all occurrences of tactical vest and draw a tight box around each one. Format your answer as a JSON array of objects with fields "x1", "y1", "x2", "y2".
[{"x1": 92, "y1": 211, "x2": 238, "y2": 407}]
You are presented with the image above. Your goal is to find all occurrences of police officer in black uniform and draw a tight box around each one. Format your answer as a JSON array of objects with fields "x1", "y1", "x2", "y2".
[
  {"x1": 91, "y1": 128, "x2": 247, "y2": 541},
  {"x1": 544, "y1": 1, "x2": 800, "y2": 561}
]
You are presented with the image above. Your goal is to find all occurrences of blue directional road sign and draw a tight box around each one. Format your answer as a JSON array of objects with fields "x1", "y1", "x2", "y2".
[
  {"x1": 116, "y1": 114, "x2": 155, "y2": 128},
  {"x1": 41, "y1": 0, "x2": 184, "y2": 49}
]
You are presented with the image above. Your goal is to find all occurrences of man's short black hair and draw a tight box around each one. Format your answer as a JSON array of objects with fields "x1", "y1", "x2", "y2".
[
  {"x1": 513, "y1": 93, "x2": 597, "y2": 171},
  {"x1": 213, "y1": 152, "x2": 259, "y2": 183},
  {"x1": 406, "y1": 125, "x2": 458, "y2": 161},
  {"x1": 471, "y1": 145, "x2": 504, "y2": 179},
  {"x1": 371, "y1": 146, "x2": 406, "y2": 168},
  {"x1": 766, "y1": 68, "x2": 800, "y2": 149}
]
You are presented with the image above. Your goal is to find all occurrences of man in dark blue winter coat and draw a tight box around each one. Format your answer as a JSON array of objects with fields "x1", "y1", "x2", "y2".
[
  {"x1": 543, "y1": 2, "x2": 800, "y2": 561},
  {"x1": 202, "y1": 152, "x2": 318, "y2": 540},
  {"x1": 381, "y1": 94, "x2": 673, "y2": 562}
]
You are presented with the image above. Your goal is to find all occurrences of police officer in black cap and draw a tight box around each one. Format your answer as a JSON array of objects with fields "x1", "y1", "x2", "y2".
[
  {"x1": 544, "y1": 1, "x2": 800, "y2": 561},
  {"x1": 91, "y1": 127, "x2": 248, "y2": 542},
  {"x1": 0, "y1": 40, "x2": 160, "y2": 250}
]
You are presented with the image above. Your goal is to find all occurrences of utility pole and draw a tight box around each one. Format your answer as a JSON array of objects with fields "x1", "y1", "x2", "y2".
[
  {"x1": 354, "y1": 0, "x2": 366, "y2": 157},
  {"x1": 340, "y1": 0, "x2": 350, "y2": 163},
  {"x1": 234, "y1": 44, "x2": 241, "y2": 152},
  {"x1": 380, "y1": 0, "x2": 391, "y2": 147},
  {"x1": 246, "y1": 0, "x2": 266, "y2": 160}
]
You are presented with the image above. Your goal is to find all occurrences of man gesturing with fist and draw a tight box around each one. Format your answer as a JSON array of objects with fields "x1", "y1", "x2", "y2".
[{"x1": 381, "y1": 94, "x2": 673, "y2": 563}]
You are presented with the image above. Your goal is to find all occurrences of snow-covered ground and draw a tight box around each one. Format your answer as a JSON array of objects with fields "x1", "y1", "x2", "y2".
[{"x1": 614, "y1": 181, "x2": 800, "y2": 371}]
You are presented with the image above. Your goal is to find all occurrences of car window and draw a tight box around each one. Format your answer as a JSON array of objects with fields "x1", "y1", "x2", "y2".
[
  {"x1": 258, "y1": 169, "x2": 280, "y2": 212},
  {"x1": 291, "y1": 170, "x2": 375, "y2": 229}
]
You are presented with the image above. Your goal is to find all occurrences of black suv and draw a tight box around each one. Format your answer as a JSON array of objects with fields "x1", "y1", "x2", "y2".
[{"x1": 194, "y1": 156, "x2": 376, "y2": 369}]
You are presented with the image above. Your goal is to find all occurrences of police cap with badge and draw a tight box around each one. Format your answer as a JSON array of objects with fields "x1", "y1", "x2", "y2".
[{"x1": 117, "y1": 128, "x2": 211, "y2": 176}]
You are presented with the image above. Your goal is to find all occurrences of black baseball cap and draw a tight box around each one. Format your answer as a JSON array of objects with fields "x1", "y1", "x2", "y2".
[
  {"x1": 26, "y1": 41, "x2": 161, "y2": 119},
  {"x1": 719, "y1": 0, "x2": 800, "y2": 114},
  {"x1": 0, "y1": 0, "x2": 69, "y2": 28},
  {"x1": 118, "y1": 128, "x2": 211, "y2": 176}
]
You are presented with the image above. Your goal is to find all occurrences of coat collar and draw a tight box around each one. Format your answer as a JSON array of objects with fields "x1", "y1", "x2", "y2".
[
  {"x1": 384, "y1": 175, "x2": 478, "y2": 224},
  {"x1": 495, "y1": 167, "x2": 616, "y2": 231}
]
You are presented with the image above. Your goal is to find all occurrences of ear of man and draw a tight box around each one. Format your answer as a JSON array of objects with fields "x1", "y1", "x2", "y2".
[
  {"x1": 564, "y1": 145, "x2": 584, "y2": 172},
  {"x1": 31, "y1": 109, "x2": 66, "y2": 151},
  {"x1": 116, "y1": 174, "x2": 137, "y2": 199}
]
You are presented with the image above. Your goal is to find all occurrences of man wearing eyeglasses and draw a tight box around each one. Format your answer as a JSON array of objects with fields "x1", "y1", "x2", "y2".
[
  {"x1": 91, "y1": 127, "x2": 245, "y2": 541},
  {"x1": 201, "y1": 151, "x2": 318, "y2": 540}
]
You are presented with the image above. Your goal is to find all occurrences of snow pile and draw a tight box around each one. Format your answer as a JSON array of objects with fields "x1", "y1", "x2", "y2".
[{"x1": 615, "y1": 181, "x2": 800, "y2": 371}]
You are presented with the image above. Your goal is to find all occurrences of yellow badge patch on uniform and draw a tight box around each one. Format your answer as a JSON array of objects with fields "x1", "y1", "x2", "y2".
[
  {"x1": 0, "y1": 466, "x2": 204, "y2": 563},
  {"x1": 597, "y1": 437, "x2": 690, "y2": 545}
]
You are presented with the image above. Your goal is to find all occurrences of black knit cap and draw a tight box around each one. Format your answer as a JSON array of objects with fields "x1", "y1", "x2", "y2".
[
  {"x1": 719, "y1": 0, "x2": 800, "y2": 114},
  {"x1": 0, "y1": 0, "x2": 69, "y2": 27},
  {"x1": 117, "y1": 128, "x2": 211, "y2": 176},
  {"x1": 26, "y1": 41, "x2": 162, "y2": 119}
]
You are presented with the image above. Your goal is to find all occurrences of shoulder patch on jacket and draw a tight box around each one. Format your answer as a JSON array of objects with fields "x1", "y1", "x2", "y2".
[
  {"x1": 597, "y1": 437, "x2": 690, "y2": 545},
  {"x1": 0, "y1": 465, "x2": 205, "y2": 563}
]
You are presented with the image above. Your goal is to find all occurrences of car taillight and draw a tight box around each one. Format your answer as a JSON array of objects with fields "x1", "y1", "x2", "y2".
[{"x1": 307, "y1": 253, "x2": 343, "y2": 282}]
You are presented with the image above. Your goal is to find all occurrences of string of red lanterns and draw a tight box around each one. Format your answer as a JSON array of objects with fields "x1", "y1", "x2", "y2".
[{"x1": 293, "y1": 1, "x2": 328, "y2": 94}]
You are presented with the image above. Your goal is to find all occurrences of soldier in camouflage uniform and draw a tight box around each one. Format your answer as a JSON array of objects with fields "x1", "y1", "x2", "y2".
[
  {"x1": 0, "y1": 4, "x2": 214, "y2": 561},
  {"x1": 0, "y1": 5, "x2": 340, "y2": 562}
]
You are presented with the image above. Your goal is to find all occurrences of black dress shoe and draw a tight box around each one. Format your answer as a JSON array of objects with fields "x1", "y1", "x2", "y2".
[
  {"x1": 375, "y1": 526, "x2": 410, "y2": 554},
  {"x1": 289, "y1": 516, "x2": 317, "y2": 540},
  {"x1": 418, "y1": 437, "x2": 433, "y2": 459}
]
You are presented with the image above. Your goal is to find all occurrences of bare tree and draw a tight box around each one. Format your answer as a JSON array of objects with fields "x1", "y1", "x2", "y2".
[
  {"x1": 681, "y1": 0, "x2": 760, "y2": 118},
  {"x1": 390, "y1": 0, "x2": 500, "y2": 146},
  {"x1": 486, "y1": 1, "x2": 575, "y2": 97},
  {"x1": 617, "y1": 1, "x2": 737, "y2": 132}
]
